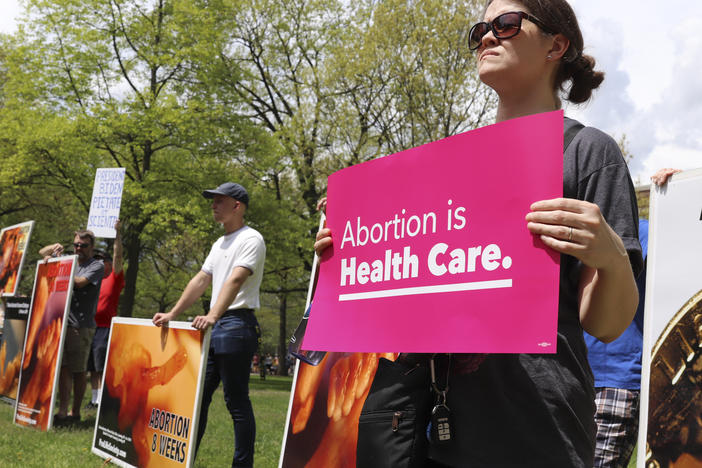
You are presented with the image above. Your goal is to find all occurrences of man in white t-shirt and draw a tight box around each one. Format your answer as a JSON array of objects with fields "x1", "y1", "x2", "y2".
[{"x1": 153, "y1": 182, "x2": 265, "y2": 468}]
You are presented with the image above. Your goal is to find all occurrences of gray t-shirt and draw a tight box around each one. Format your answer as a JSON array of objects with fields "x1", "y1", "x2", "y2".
[
  {"x1": 429, "y1": 118, "x2": 643, "y2": 468},
  {"x1": 68, "y1": 257, "x2": 104, "y2": 328}
]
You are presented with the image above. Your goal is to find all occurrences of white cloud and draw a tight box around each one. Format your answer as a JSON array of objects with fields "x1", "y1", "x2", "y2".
[
  {"x1": 642, "y1": 144, "x2": 702, "y2": 179},
  {"x1": 564, "y1": 18, "x2": 635, "y2": 131},
  {"x1": 566, "y1": 0, "x2": 702, "y2": 183}
]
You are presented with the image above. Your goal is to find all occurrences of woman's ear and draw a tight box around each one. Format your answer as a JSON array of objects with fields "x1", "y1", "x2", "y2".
[{"x1": 548, "y1": 33, "x2": 570, "y2": 61}]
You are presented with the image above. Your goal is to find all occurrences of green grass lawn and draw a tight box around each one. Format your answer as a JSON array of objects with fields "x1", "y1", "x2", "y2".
[
  {"x1": 0, "y1": 375, "x2": 292, "y2": 468},
  {"x1": 0, "y1": 375, "x2": 641, "y2": 468},
  {"x1": 628, "y1": 447, "x2": 637, "y2": 468}
]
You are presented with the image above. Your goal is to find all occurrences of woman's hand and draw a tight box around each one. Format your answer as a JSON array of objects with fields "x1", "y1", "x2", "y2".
[
  {"x1": 525, "y1": 198, "x2": 628, "y2": 270},
  {"x1": 314, "y1": 196, "x2": 332, "y2": 256},
  {"x1": 526, "y1": 197, "x2": 638, "y2": 342},
  {"x1": 314, "y1": 228, "x2": 333, "y2": 256}
]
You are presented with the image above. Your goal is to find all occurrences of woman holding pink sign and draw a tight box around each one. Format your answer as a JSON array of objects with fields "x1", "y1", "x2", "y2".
[{"x1": 315, "y1": 0, "x2": 642, "y2": 466}]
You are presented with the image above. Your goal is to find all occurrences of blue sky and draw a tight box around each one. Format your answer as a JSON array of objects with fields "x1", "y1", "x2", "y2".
[{"x1": 2, "y1": 0, "x2": 701, "y2": 184}]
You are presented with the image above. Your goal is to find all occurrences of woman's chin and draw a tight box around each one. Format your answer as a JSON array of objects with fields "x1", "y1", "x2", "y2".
[{"x1": 477, "y1": 67, "x2": 503, "y2": 92}]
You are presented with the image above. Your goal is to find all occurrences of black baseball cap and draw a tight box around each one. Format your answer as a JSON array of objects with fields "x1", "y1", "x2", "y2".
[{"x1": 202, "y1": 182, "x2": 249, "y2": 206}]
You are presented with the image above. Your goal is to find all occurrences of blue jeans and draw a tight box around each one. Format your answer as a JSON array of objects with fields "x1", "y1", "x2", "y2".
[{"x1": 196, "y1": 311, "x2": 260, "y2": 468}]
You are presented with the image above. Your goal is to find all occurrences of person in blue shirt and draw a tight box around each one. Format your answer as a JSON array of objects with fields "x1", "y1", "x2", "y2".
[
  {"x1": 585, "y1": 168, "x2": 679, "y2": 468},
  {"x1": 584, "y1": 218, "x2": 647, "y2": 468}
]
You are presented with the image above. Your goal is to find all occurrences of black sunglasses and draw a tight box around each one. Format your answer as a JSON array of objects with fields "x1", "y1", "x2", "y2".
[
  {"x1": 469, "y1": 11, "x2": 554, "y2": 51},
  {"x1": 73, "y1": 242, "x2": 90, "y2": 249}
]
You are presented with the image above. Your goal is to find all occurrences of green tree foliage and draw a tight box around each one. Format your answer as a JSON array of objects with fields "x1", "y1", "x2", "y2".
[
  {"x1": 0, "y1": 33, "x2": 98, "y2": 290},
  {"x1": 197, "y1": 0, "x2": 494, "y2": 371},
  {"x1": 0, "y1": 0, "x2": 494, "y2": 371},
  {"x1": 203, "y1": 0, "x2": 493, "y2": 208},
  {"x1": 615, "y1": 133, "x2": 650, "y2": 218},
  {"x1": 0, "y1": 0, "x2": 262, "y2": 316}
]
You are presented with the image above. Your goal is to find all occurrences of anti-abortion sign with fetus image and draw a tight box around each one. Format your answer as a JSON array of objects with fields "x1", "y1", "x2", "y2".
[
  {"x1": 91, "y1": 318, "x2": 210, "y2": 468},
  {"x1": 14, "y1": 256, "x2": 76, "y2": 431},
  {"x1": 0, "y1": 220, "x2": 34, "y2": 296},
  {"x1": 281, "y1": 351, "x2": 402, "y2": 468},
  {"x1": 0, "y1": 296, "x2": 30, "y2": 404},
  {"x1": 304, "y1": 111, "x2": 564, "y2": 353}
]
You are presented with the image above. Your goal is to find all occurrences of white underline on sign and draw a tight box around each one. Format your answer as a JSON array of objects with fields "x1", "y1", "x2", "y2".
[{"x1": 338, "y1": 279, "x2": 513, "y2": 301}]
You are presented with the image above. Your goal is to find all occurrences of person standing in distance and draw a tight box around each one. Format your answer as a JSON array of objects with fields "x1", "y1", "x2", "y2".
[
  {"x1": 39, "y1": 230, "x2": 104, "y2": 425},
  {"x1": 86, "y1": 219, "x2": 125, "y2": 409},
  {"x1": 152, "y1": 182, "x2": 265, "y2": 468}
]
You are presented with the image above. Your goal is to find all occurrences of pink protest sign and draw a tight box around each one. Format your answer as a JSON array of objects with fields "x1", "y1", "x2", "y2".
[{"x1": 304, "y1": 111, "x2": 565, "y2": 353}]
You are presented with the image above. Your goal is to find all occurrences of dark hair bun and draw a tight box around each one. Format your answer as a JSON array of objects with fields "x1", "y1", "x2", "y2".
[{"x1": 559, "y1": 53, "x2": 604, "y2": 104}]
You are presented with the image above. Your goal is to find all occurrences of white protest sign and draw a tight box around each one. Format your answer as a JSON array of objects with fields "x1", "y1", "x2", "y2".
[
  {"x1": 637, "y1": 168, "x2": 702, "y2": 468},
  {"x1": 87, "y1": 168, "x2": 125, "y2": 238}
]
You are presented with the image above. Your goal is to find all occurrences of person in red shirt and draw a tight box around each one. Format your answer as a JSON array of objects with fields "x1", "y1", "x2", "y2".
[{"x1": 86, "y1": 219, "x2": 125, "y2": 409}]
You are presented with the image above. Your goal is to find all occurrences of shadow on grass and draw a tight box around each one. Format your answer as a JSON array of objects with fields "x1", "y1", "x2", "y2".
[
  {"x1": 72, "y1": 416, "x2": 97, "y2": 431},
  {"x1": 53, "y1": 414, "x2": 97, "y2": 432},
  {"x1": 248, "y1": 375, "x2": 293, "y2": 392},
  {"x1": 0, "y1": 381, "x2": 291, "y2": 468}
]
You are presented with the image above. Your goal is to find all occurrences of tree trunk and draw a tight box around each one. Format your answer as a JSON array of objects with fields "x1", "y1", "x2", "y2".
[
  {"x1": 119, "y1": 226, "x2": 142, "y2": 317},
  {"x1": 278, "y1": 292, "x2": 287, "y2": 376}
]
